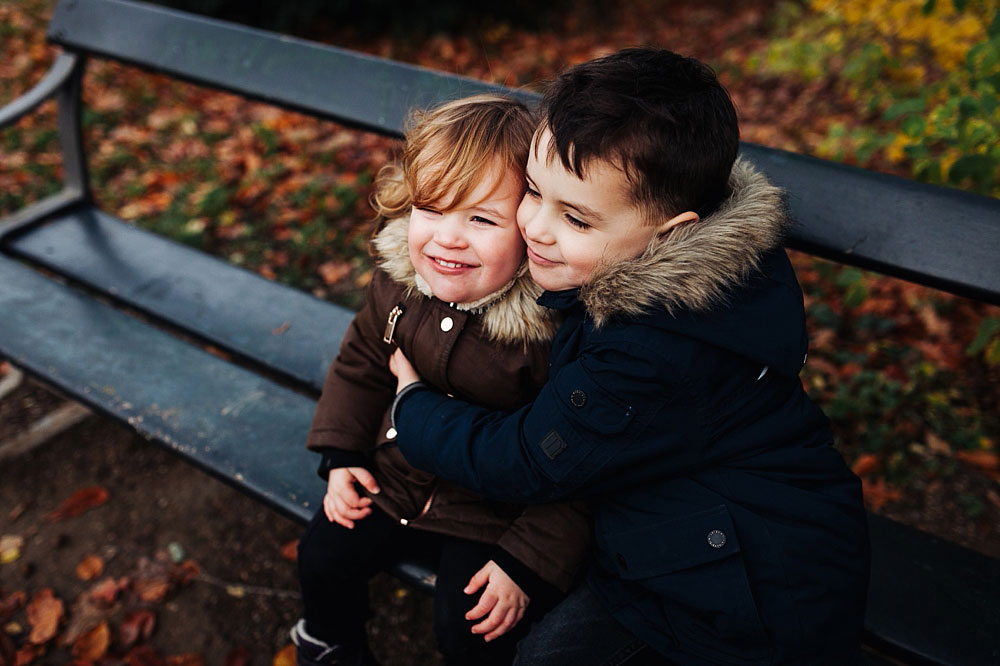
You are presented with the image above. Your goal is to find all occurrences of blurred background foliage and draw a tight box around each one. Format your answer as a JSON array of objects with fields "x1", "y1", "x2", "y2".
[{"x1": 1, "y1": 0, "x2": 998, "y2": 547}]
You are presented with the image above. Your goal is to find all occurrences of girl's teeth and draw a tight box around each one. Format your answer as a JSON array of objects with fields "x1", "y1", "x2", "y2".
[{"x1": 435, "y1": 258, "x2": 466, "y2": 268}]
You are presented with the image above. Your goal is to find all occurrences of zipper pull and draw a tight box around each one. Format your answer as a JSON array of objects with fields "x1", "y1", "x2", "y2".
[{"x1": 383, "y1": 305, "x2": 404, "y2": 344}]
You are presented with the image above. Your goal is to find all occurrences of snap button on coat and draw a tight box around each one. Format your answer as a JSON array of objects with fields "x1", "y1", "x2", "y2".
[
  {"x1": 569, "y1": 389, "x2": 587, "y2": 407},
  {"x1": 385, "y1": 427, "x2": 397, "y2": 440},
  {"x1": 440, "y1": 316, "x2": 454, "y2": 332},
  {"x1": 707, "y1": 529, "x2": 727, "y2": 549}
]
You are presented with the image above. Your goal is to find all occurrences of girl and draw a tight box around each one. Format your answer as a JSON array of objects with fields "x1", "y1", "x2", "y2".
[{"x1": 292, "y1": 95, "x2": 591, "y2": 666}]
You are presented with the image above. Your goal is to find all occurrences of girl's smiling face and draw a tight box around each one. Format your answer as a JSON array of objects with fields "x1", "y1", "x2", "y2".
[{"x1": 408, "y1": 161, "x2": 526, "y2": 304}]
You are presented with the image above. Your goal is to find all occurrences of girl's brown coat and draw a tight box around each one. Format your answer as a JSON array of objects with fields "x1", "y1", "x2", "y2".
[{"x1": 306, "y1": 217, "x2": 590, "y2": 592}]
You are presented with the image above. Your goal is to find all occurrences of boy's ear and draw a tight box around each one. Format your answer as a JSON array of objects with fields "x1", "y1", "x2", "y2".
[{"x1": 656, "y1": 210, "x2": 699, "y2": 236}]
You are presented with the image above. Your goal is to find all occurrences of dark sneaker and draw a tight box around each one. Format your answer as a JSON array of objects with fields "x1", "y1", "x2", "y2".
[{"x1": 289, "y1": 619, "x2": 379, "y2": 666}]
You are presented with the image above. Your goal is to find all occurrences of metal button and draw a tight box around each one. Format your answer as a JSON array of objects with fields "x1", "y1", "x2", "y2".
[
  {"x1": 400, "y1": 518, "x2": 409, "y2": 526},
  {"x1": 440, "y1": 316, "x2": 454, "y2": 332},
  {"x1": 616, "y1": 553, "x2": 628, "y2": 569},
  {"x1": 707, "y1": 530, "x2": 727, "y2": 549},
  {"x1": 569, "y1": 389, "x2": 587, "y2": 407},
  {"x1": 385, "y1": 427, "x2": 397, "y2": 440}
]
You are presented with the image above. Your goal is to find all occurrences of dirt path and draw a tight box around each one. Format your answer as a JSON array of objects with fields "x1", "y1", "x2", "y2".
[{"x1": 0, "y1": 377, "x2": 442, "y2": 665}]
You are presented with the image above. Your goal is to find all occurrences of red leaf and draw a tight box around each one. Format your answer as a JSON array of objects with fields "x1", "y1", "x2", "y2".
[
  {"x1": 119, "y1": 610, "x2": 156, "y2": 649},
  {"x1": 126, "y1": 646, "x2": 165, "y2": 666},
  {"x1": 851, "y1": 453, "x2": 880, "y2": 477},
  {"x1": 0, "y1": 590, "x2": 26, "y2": 619},
  {"x1": 45, "y1": 487, "x2": 110, "y2": 521},
  {"x1": 955, "y1": 450, "x2": 1000, "y2": 472},
  {"x1": 279, "y1": 540, "x2": 298, "y2": 562},
  {"x1": 224, "y1": 647, "x2": 250, "y2": 666}
]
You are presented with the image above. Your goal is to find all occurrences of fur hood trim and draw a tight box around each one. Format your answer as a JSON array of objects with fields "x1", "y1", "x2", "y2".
[
  {"x1": 581, "y1": 158, "x2": 787, "y2": 326},
  {"x1": 372, "y1": 217, "x2": 557, "y2": 344}
]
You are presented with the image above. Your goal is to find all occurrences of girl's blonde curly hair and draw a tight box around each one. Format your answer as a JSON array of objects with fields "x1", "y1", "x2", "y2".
[{"x1": 371, "y1": 94, "x2": 535, "y2": 230}]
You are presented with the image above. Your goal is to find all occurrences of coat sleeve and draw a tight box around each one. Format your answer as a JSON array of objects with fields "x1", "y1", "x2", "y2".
[
  {"x1": 495, "y1": 499, "x2": 592, "y2": 593},
  {"x1": 307, "y1": 272, "x2": 398, "y2": 457},
  {"x1": 393, "y1": 339, "x2": 703, "y2": 503}
]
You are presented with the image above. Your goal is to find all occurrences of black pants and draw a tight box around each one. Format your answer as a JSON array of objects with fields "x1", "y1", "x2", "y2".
[{"x1": 297, "y1": 505, "x2": 558, "y2": 666}]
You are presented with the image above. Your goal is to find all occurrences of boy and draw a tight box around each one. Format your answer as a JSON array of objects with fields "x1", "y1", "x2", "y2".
[{"x1": 388, "y1": 48, "x2": 870, "y2": 665}]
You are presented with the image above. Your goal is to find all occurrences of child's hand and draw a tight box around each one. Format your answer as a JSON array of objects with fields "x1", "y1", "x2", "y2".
[
  {"x1": 388, "y1": 348, "x2": 422, "y2": 394},
  {"x1": 463, "y1": 560, "x2": 529, "y2": 642},
  {"x1": 324, "y1": 466, "x2": 380, "y2": 529}
]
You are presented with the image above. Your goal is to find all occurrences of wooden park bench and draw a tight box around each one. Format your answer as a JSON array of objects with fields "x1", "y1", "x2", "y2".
[{"x1": 1, "y1": 1, "x2": 998, "y2": 663}]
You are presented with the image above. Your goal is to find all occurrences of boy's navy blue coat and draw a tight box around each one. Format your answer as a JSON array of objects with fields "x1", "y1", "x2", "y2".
[{"x1": 392, "y1": 161, "x2": 871, "y2": 665}]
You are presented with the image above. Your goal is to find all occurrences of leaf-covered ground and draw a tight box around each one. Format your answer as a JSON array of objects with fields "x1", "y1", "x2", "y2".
[{"x1": 2, "y1": 0, "x2": 998, "y2": 662}]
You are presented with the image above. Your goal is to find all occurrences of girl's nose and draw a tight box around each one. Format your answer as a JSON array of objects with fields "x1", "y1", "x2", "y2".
[{"x1": 434, "y1": 214, "x2": 468, "y2": 248}]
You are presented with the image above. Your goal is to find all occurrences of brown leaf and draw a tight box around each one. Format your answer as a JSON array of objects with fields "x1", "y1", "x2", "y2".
[
  {"x1": 224, "y1": 647, "x2": 250, "y2": 666},
  {"x1": 0, "y1": 591, "x2": 26, "y2": 619},
  {"x1": 169, "y1": 560, "x2": 200, "y2": 586},
  {"x1": 61, "y1": 592, "x2": 109, "y2": 646},
  {"x1": 89, "y1": 577, "x2": 128, "y2": 606},
  {"x1": 955, "y1": 450, "x2": 1000, "y2": 472},
  {"x1": 135, "y1": 580, "x2": 169, "y2": 603},
  {"x1": 317, "y1": 261, "x2": 351, "y2": 286},
  {"x1": 0, "y1": 633, "x2": 15, "y2": 666},
  {"x1": 126, "y1": 645, "x2": 166, "y2": 666},
  {"x1": 861, "y1": 477, "x2": 903, "y2": 511},
  {"x1": 71, "y1": 621, "x2": 110, "y2": 661},
  {"x1": 26, "y1": 588, "x2": 63, "y2": 644},
  {"x1": 851, "y1": 453, "x2": 879, "y2": 477},
  {"x1": 76, "y1": 555, "x2": 105, "y2": 581},
  {"x1": 272, "y1": 644, "x2": 296, "y2": 666},
  {"x1": 119, "y1": 610, "x2": 156, "y2": 649},
  {"x1": 924, "y1": 432, "x2": 952, "y2": 456},
  {"x1": 45, "y1": 487, "x2": 110, "y2": 521},
  {"x1": 13, "y1": 644, "x2": 40, "y2": 666},
  {"x1": 166, "y1": 655, "x2": 205, "y2": 666},
  {"x1": 279, "y1": 540, "x2": 298, "y2": 562}
]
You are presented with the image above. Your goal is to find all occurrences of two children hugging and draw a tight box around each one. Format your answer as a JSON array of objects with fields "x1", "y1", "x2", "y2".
[{"x1": 303, "y1": 47, "x2": 871, "y2": 666}]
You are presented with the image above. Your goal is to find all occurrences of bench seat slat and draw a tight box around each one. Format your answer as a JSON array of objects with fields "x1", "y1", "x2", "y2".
[
  {"x1": 865, "y1": 514, "x2": 1000, "y2": 666},
  {"x1": 0, "y1": 255, "x2": 437, "y2": 591},
  {"x1": 47, "y1": 0, "x2": 532, "y2": 137},
  {"x1": 5, "y1": 206, "x2": 351, "y2": 391},
  {"x1": 0, "y1": 255, "x2": 319, "y2": 521}
]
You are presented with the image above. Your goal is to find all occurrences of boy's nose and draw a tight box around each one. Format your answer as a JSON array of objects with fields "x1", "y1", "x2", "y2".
[{"x1": 521, "y1": 209, "x2": 555, "y2": 245}]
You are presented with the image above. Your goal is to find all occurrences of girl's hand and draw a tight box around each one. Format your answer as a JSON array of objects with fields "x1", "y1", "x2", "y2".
[
  {"x1": 463, "y1": 560, "x2": 530, "y2": 642},
  {"x1": 324, "y1": 466, "x2": 380, "y2": 529},
  {"x1": 389, "y1": 348, "x2": 421, "y2": 394}
]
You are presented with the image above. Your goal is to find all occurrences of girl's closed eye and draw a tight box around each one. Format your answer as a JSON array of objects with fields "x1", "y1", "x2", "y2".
[
  {"x1": 471, "y1": 215, "x2": 498, "y2": 226},
  {"x1": 565, "y1": 214, "x2": 590, "y2": 230},
  {"x1": 525, "y1": 183, "x2": 541, "y2": 199}
]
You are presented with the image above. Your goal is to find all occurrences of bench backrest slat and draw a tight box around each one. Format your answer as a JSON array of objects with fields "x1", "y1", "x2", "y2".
[
  {"x1": 48, "y1": 0, "x2": 534, "y2": 137},
  {"x1": 743, "y1": 144, "x2": 1000, "y2": 305}
]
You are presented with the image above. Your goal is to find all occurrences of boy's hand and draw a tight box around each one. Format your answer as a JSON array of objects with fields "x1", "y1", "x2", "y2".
[
  {"x1": 388, "y1": 348, "x2": 421, "y2": 394},
  {"x1": 464, "y1": 560, "x2": 529, "y2": 642},
  {"x1": 324, "y1": 467, "x2": 380, "y2": 529}
]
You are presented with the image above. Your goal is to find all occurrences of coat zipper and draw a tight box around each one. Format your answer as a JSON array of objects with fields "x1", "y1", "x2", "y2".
[{"x1": 383, "y1": 304, "x2": 404, "y2": 344}]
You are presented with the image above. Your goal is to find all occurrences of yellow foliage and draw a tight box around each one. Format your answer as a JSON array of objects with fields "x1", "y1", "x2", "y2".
[{"x1": 810, "y1": 0, "x2": 987, "y2": 71}]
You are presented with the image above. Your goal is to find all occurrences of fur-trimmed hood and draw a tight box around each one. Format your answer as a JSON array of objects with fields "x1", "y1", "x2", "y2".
[
  {"x1": 581, "y1": 158, "x2": 787, "y2": 326},
  {"x1": 372, "y1": 216, "x2": 557, "y2": 344}
]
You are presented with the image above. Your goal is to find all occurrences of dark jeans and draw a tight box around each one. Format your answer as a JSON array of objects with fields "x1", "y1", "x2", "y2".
[
  {"x1": 514, "y1": 583, "x2": 675, "y2": 666},
  {"x1": 297, "y1": 504, "x2": 557, "y2": 666}
]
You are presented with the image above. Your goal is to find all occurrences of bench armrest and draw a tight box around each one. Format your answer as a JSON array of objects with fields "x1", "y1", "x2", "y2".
[{"x1": 0, "y1": 52, "x2": 79, "y2": 130}]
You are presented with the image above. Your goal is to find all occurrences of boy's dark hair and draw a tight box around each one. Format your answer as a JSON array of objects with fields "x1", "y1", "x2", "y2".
[{"x1": 541, "y1": 47, "x2": 739, "y2": 222}]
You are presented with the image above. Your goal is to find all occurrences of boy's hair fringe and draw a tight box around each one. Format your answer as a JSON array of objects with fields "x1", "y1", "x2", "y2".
[
  {"x1": 540, "y1": 47, "x2": 740, "y2": 225},
  {"x1": 371, "y1": 94, "x2": 535, "y2": 231}
]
